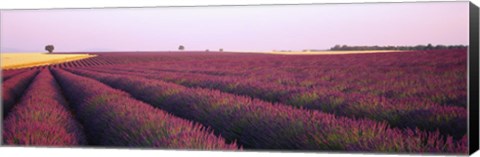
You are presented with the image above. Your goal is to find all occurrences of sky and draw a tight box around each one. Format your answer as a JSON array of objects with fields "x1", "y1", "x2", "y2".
[{"x1": 0, "y1": 2, "x2": 470, "y2": 53}]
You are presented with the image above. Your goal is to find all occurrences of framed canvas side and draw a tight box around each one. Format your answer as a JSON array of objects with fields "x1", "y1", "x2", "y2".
[
  {"x1": 469, "y1": 1, "x2": 479, "y2": 155},
  {"x1": 0, "y1": 1, "x2": 475, "y2": 156}
]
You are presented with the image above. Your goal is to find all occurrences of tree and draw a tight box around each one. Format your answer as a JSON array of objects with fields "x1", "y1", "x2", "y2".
[
  {"x1": 45, "y1": 45, "x2": 54, "y2": 53},
  {"x1": 219, "y1": 48, "x2": 223, "y2": 52},
  {"x1": 178, "y1": 45, "x2": 185, "y2": 51},
  {"x1": 425, "y1": 43, "x2": 433, "y2": 50},
  {"x1": 332, "y1": 45, "x2": 342, "y2": 50}
]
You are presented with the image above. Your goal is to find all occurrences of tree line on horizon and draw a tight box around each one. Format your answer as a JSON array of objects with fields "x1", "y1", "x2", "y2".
[{"x1": 329, "y1": 44, "x2": 468, "y2": 51}]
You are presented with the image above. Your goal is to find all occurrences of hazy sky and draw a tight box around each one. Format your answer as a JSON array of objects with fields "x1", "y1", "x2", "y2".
[{"x1": 0, "y1": 2, "x2": 469, "y2": 52}]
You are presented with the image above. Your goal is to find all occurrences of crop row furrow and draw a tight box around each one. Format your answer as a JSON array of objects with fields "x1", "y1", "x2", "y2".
[
  {"x1": 122, "y1": 51, "x2": 466, "y2": 108},
  {"x1": 84, "y1": 66, "x2": 466, "y2": 139},
  {"x1": 3, "y1": 70, "x2": 88, "y2": 145},
  {"x1": 51, "y1": 68, "x2": 238, "y2": 149},
  {"x1": 117, "y1": 63, "x2": 466, "y2": 108},
  {"x1": 2, "y1": 70, "x2": 27, "y2": 81},
  {"x1": 2, "y1": 70, "x2": 39, "y2": 116},
  {"x1": 67, "y1": 68, "x2": 466, "y2": 153}
]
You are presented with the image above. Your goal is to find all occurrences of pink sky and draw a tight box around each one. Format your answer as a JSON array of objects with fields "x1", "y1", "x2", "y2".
[{"x1": 0, "y1": 2, "x2": 469, "y2": 52}]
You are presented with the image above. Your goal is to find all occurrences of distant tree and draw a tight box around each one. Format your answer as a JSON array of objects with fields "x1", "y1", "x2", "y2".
[
  {"x1": 45, "y1": 45, "x2": 54, "y2": 53},
  {"x1": 219, "y1": 48, "x2": 223, "y2": 52},
  {"x1": 332, "y1": 45, "x2": 342, "y2": 50},
  {"x1": 206, "y1": 49, "x2": 209, "y2": 52},
  {"x1": 425, "y1": 43, "x2": 433, "y2": 50},
  {"x1": 178, "y1": 45, "x2": 185, "y2": 51}
]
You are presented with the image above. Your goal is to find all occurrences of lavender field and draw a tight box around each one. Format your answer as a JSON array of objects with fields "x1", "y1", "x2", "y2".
[{"x1": 1, "y1": 49, "x2": 468, "y2": 154}]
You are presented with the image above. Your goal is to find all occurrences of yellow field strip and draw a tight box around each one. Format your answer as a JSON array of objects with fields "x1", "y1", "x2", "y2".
[{"x1": 1, "y1": 53, "x2": 96, "y2": 70}]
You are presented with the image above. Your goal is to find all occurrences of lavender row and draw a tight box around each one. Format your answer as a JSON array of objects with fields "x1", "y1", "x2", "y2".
[
  {"x1": 35, "y1": 52, "x2": 191, "y2": 69},
  {"x1": 2, "y1": 70, "x2": 39, "y2": 116},
  {"x1": 51, "y1": 69, "x2": 238, "y2": 149},
  {"x1": 119, "y1": 49, "x2": 467, "y2": 100},
  {"x1": 2, "y1": 69, "x2": 27, "y2": 81},
  {"x1": 3, "y1": 70, "x2": 87, "y2": 146},
  {"x1": 124, "y1": 50, "x2": 466, "y2": 107},
  {"x1": 87, "y1": 67, "x2": 466, "y2": 138},
  {"x1": 68, "y1": 68, "x2": 467, "y2": 153}
]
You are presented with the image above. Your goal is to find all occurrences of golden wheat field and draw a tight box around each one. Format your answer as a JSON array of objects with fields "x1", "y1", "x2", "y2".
[{"x1": 1, "y1": 53, "x2": 95, "y2": 69}]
